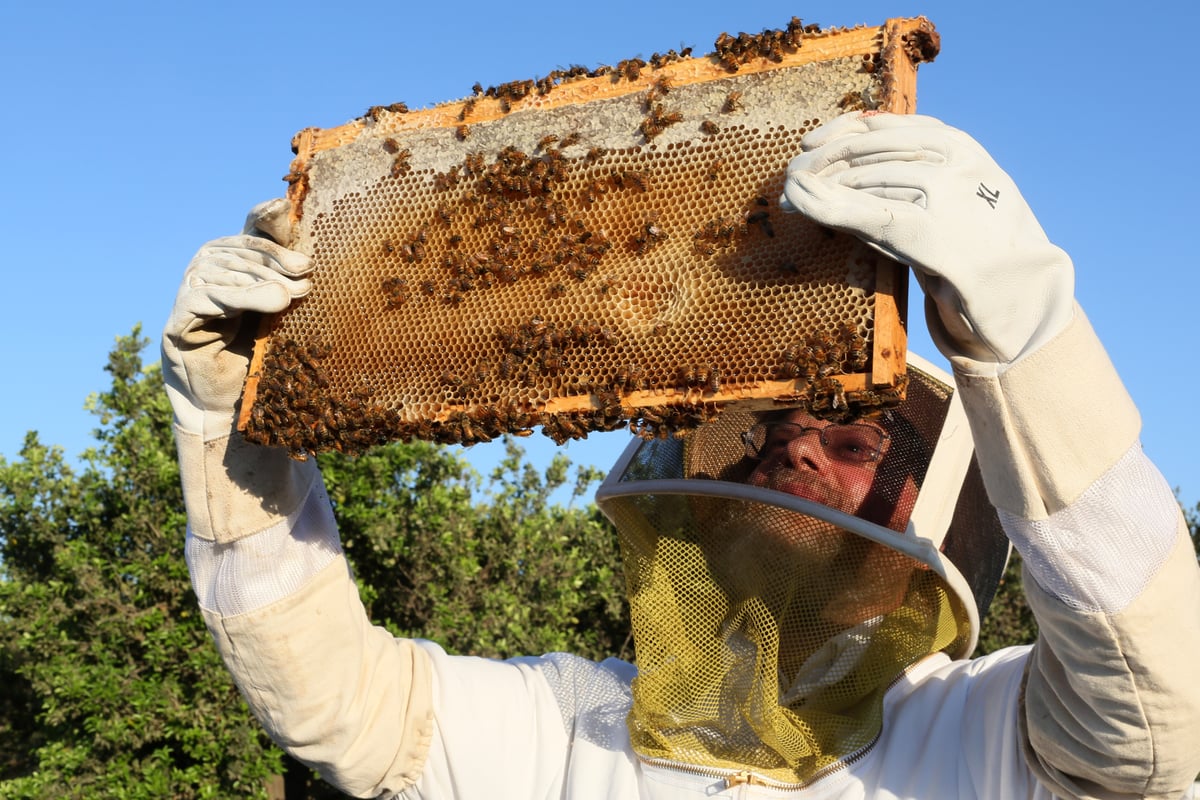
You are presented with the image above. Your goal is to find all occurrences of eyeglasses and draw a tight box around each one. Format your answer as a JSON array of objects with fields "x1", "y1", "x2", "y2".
[{"x1": 741, "y1": 421, "x2": 889, "y2": 464}]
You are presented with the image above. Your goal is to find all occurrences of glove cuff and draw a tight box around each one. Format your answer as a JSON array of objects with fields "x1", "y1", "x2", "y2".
[
  {"x1": 949, "y1": 303, "x2": 1140, "y2": 520},
  {"x1": 175, "y1": 425, "x2": 321, "y2": 544}
]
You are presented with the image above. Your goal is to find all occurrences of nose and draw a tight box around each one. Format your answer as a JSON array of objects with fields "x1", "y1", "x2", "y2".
[{"x1": 781, "y1": 427, "x2": 830, "y2": 470}]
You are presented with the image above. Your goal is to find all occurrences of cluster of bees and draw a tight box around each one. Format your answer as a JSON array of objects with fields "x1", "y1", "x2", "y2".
[
  {"x1": 713, "y1": 17, "x2": 820, "y2": 70},
  {"x1": 242, "y1": 331, "x2": 706, "y2": 453},
  {"x1": 244, "y1": 326, "x2": 898, "y2": 455},
  {"x1": 243, "y1": 338, "x2": 401, "y2": 456},
  {"x1": 355, "y1": 17, "x2": 822, "y2": 131},
  {"x1": 438, "y1": 316, "x2": 620, "y2": 399},
  {"x1": 406, "y1": 141, "x2": 631, "y2": 307},
  {"x1": 776, "y1": 325, "x2": 869, "y2": 381},
  {"x1": 836, "y1": 373, "x2": 909, "y2": 420},
  {"x1": 693, "y1": 214, "x2": 749, "y2": 256}
]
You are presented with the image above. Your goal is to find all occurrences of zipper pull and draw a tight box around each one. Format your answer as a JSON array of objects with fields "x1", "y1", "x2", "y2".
[{"x1": 725, "y1": 770, "x2": 754, "y2": 789}]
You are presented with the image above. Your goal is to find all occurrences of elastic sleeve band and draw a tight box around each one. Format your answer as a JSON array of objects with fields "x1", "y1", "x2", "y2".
[
  {"x1": 186, "y1": 478, "x2": 342, "y2": 616},
  {"x1": 1000, "y1": 442, "x2": 1179, "y2": 614}
]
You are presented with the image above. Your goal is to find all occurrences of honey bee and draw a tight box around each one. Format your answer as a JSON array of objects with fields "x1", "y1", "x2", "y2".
[
  {"x1": 723, "y1": 91, "x2": 744, "y2": 113},
  {"x1": 699, "y1": 119, "x2": 720, "y2": 135},
  {"x1": 816, "y1": 377, "x2": 847, "y2": 411},
  {"x1": 381, "y1": 276, "x2": 409, "y2": 308},
  {"x1": 537, "y1": 134, "x2": 559, "y2": 151},
  {"x1": 390, "y1": 149, "x2": 413, "y2": 178},
  {"x1": 707, "y1": 158, "x2": 727, "y2": 181},
  {"x1": 644, "y1": 76, "x2": 672, "y2": 107},
  {"x1": 621, "y1": 170, "x2": 649, "y2": 192},
  {"x1": 456, "y1": 124, "x2": 471, "y2": 141},
  {"x1": 497, "y1": 354, "x2": 518, "y2": 379},
  {"x1": 616, "y1": 58, "x2": 646, "y2": 81},
  {"x1": 640, "y1": 103, "x2": 683, "y2": 141}
]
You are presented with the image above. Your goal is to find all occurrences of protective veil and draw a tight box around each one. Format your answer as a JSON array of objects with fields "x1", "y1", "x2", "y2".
[{"x1": 595, "y1": 354, "x2": 1009, "y2": 786}]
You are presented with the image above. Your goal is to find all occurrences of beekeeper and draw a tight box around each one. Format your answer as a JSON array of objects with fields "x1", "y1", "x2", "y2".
[{"x1": 163, "y1": 112, "x2": 1200, "y2": 799}]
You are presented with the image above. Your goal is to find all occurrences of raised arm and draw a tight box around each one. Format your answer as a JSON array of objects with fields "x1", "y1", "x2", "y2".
[
  {"x1": 162, "y1": 200, "x2": 435, "y2": 796},
  {"x1": 783, "y1": 112, "x2": 1200, "y2": 799}
]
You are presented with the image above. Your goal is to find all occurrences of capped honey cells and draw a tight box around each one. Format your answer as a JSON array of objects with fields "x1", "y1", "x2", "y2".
[{"x1": 239, "y1": 17, "x2": 939, "y2": 456}]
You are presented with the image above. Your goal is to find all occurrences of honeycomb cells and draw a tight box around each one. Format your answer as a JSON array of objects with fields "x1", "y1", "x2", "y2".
[{"x1": 244, "y1": 51, "x2": 906, "y2": 455}]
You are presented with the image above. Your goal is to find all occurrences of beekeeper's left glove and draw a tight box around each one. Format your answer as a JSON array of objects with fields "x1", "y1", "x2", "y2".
[{"x1": 781, "y1": 112, "x2": 1074, "y2": 366}]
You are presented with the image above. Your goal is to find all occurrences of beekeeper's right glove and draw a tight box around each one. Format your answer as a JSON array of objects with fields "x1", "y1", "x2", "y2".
[{"x1": 162, "y1": 199, "x2": 319, "y2": 544}]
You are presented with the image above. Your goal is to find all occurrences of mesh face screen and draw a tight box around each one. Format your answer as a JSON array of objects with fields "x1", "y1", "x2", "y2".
[
  {"x1": 240, "y1": 19, "x2": 939, "y2": 454},
  {"x1": 602, "y1": 489, "x2": 969, "y2": 784}
]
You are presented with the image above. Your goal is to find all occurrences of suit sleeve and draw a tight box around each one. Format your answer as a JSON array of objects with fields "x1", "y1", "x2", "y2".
[
  {"x1": 189, "y1": 472, "x2": 436, "y2": 799},
  {"x1": 949, "y1": 304, "x2": 1200, "y2": 800}
]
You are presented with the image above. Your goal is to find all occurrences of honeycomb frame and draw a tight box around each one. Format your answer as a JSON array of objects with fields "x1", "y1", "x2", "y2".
[{"x1": 239, "y1": 17, "x2": 939, "y2": 454}]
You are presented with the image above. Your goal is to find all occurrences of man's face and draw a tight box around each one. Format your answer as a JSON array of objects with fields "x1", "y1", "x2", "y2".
[{"x1": 743, "y1": 409, "x2": 889, "y2": 517}]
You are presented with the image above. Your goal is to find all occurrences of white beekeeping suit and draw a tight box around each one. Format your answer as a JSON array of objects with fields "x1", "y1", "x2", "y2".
[{"x1": 162, "y1": 113, "x2": 1200, "y2": 799}]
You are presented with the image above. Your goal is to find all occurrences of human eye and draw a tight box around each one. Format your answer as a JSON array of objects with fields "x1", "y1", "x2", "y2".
[
  {"x1": 828, "y1": 426, "x2": 878, "y2": 461},
  {"x1": 762, "y1": 423, "x2": 799, "y2": 452}
]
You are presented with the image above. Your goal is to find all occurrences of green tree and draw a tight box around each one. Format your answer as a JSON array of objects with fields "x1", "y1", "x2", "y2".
[{"x1": 0, "y1": 328, "x2": 283, "y2": 798}]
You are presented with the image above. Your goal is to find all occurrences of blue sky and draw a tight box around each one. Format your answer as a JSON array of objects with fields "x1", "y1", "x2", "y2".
[{"x1": 2, "y1": 1, "x2": 1196, "y2": 507}]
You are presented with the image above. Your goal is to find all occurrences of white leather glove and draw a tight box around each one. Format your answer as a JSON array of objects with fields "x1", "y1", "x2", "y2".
[
  {"x1": 163, "y1": 199, "x2": 319, "y2": 544},
  {"x1": 781, "y1": 112, "x2": 1074, "y2": 366},
  {"x1": 163, "y1": 198, "x2": 311, "y2": 439}
]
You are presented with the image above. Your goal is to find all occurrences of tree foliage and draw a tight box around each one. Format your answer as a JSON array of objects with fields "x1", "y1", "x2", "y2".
[{"x1": 0, "y1": 328, "x2": 284, "y2": 798}]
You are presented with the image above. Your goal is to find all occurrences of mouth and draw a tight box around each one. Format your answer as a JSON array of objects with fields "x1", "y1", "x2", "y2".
[{"x1": 755, "y1": 469, "x2": 835, "y2": 506}]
